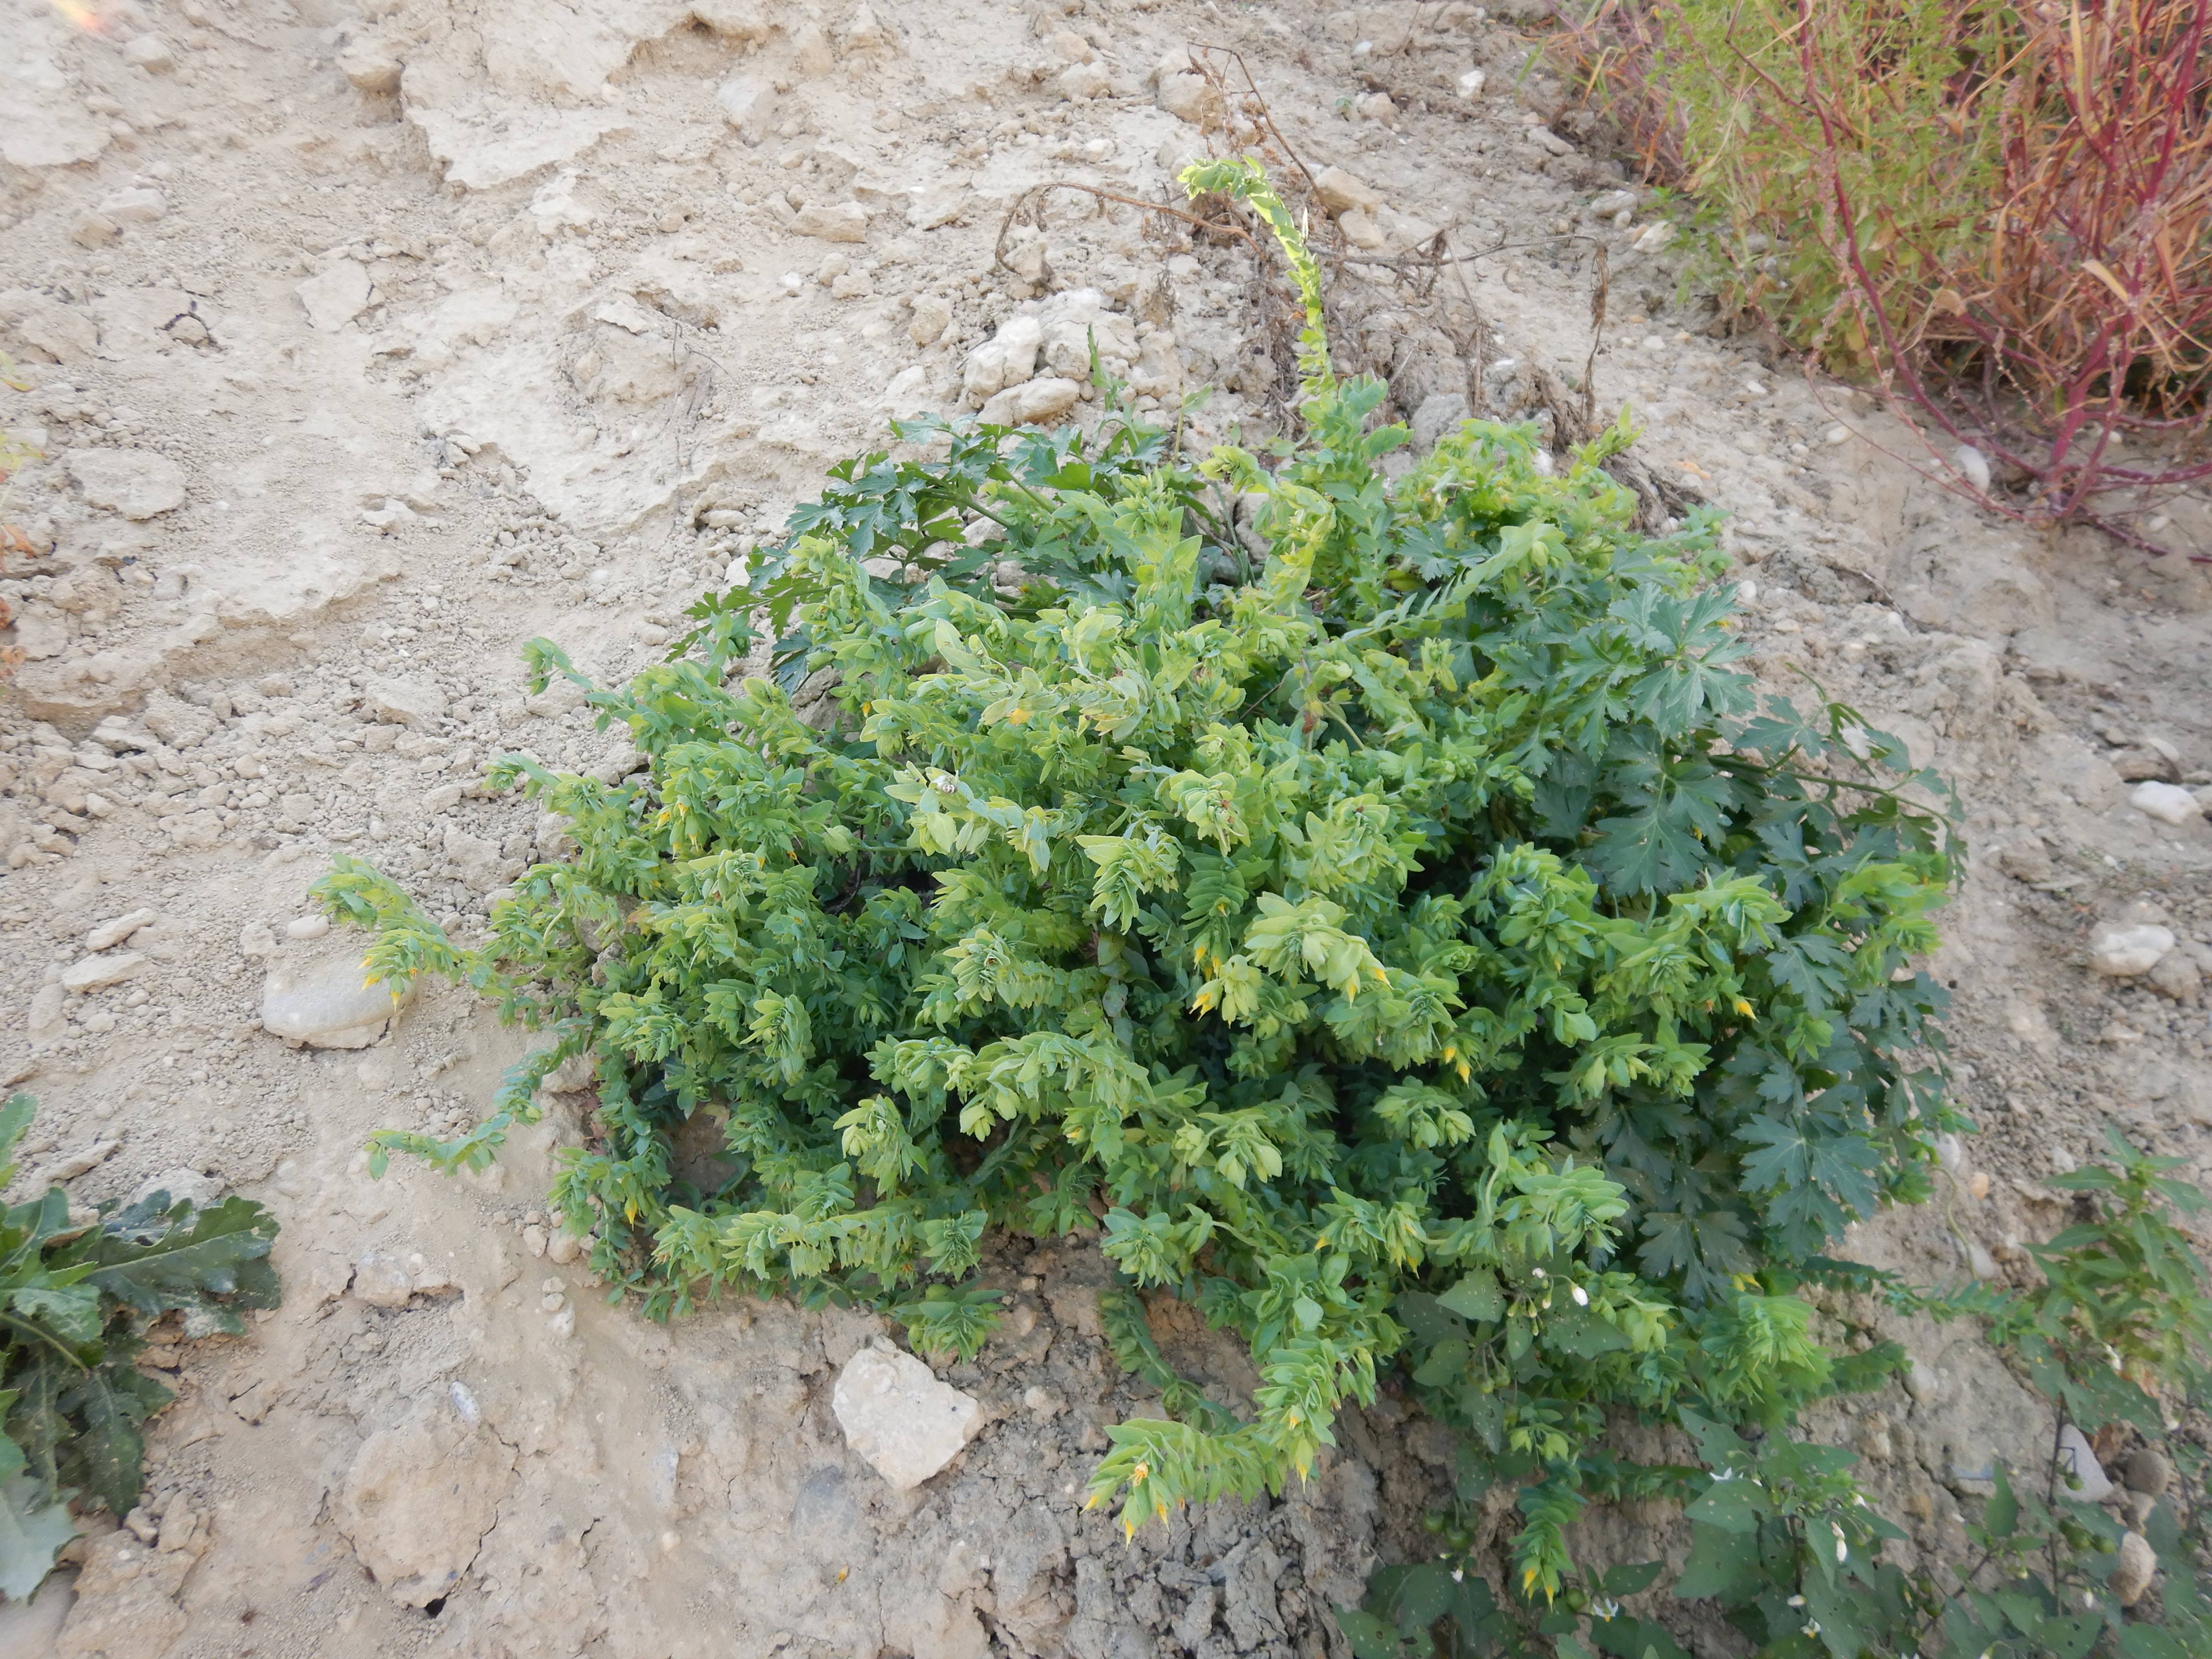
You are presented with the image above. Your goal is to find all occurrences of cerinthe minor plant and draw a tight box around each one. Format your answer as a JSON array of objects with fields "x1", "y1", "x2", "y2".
[{"x1": 316, "y1": 160, "x2": 1961, "y2": 1587}]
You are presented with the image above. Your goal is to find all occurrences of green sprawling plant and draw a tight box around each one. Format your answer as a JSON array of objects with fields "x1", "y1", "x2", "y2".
[
  {"x1": 1349, "y1": 1128, "x2": 2212, "y2": 1659},
  {"x1": 315, "y1": 160, "x2": 1962, "y2": 1576},
  {"x1": 0, "y1": 1094, "x2": 280, "y2": 1600}
]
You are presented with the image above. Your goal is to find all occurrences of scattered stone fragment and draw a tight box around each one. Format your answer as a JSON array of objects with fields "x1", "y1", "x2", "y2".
[
  {"x1": 1058, "y1": 61, "x2": 1110, "y2": 100},
  {"x1": 61, "y1": 951, "x2": 145, "y2": 993},
  {"x1": 979, "y1": 377, "x2": 1081, "y2": 427},
  {"x1": 2129, "y1": 780, "x2": 2203, "y2": 826},
  {"x1": 340, "y1": 37, "x2": 403, "y2": 93},
  {"x1": 297, "y1": 259, "x2": 373, "y2": 331},
  {"x1": 831, "y1": 1343, "x2": 982, "y2": 1491},
  {"x1": 2148, "y1": 950, "x2": 2202, "y2": 1003},
  {"x1": 353, "y1": 1250, "x2": 417, "y2": 1308},
  {"x1": 2088, "y1": 921, "x2": 2175, "y2": 977},
  {"x1": 2113, "y1": 1530, "x2": 2156, "y2": 1605},
  {"x1": 908, "y1": 294, "x2": 952, "y2": 346},
  {"x1": 1157, "y1": 72, "x2": 1222, "y2": 127},
  {"x1": 66, "y1": 449, "x2": 187, "y2": 519},
  {"x1": 1312, "y1": 166, "x2": 1381, "y2": 217},
  {"x1": 286, "y1": 914, "x2": 331, "y2": 941},
  {"x1": 16, "y1": 1138, "x2": 120, "y2": 1191},
  {"x1": 364, "y1": 675, "x2": 449, "y2": 728},
  {"x1": 261, "y1": 953, "x2": 413, "y2": 1049},
  {"x1": 96, "y1": 186, "x2": 168, "y2": 223},
  {"x1": 792, "y1": 202, "x2": 869, "y2": 242},
  {"x1": 716, "y1": 74, "x2": 776, "y2": 135},
  {"x1": 1995, "y1": 838, "x2": 2054, "y2": 884},
  {"x1": 71, "y1": 212, "x2": 120, "y2": 248},
  {"x1": 2056, "y1": 1423, "x2": 2115, "y2": 1501},
  {"x1": 962, "y1": 315, "x2": 1045, "y2": 402},
  {"x1": 2124, "y1": 1447, "x2": 2173, "y2": 1497},
  {"x1": 85, "y1": 908, "x2": 158, "y2": 952}
]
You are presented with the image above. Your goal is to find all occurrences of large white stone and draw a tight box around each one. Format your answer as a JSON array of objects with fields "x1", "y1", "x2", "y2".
[
  {"x1": 2130, "y1": 780, "x2": 2204, "y2": 827},
  {"x1": 2089, "y1": 922, "x2": 2175, "y2": 977},
  {"x1": 66, "y1": 449, "x2": 186, "y2": 519},
  {"x1": 261, "y1": 953, "x2": 413, "y2": 1048},
  {"x1": 831, "y1": 1344, "x2": 981, "y2": 1491}
]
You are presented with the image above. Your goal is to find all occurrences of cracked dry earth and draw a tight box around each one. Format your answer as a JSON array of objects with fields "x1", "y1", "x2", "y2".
[{"x1": 0, "y1": 0, "x2": 2210, "y2": 1656}]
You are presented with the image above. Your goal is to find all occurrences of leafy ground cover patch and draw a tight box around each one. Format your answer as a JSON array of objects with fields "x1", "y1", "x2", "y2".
[{"x1": 318, "y1": 160, "x2": 2211, "y2": 1655}]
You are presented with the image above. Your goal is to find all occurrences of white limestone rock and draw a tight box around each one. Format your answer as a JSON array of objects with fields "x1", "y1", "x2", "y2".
[
  {"x1": 66, "y1": 449, "x2": 186, "y2": 519},
  {"x1": 2130, "y1": 780, "x2": 2204, "y2": 827},
  {"x1": 261, "y1": 952, "x2": 413, "y2": 1049},
  {"x1": 2089, "y1": 922, "x2": 2175, "y2": 977},
  {"x1": 831, "y1": 1343, "x2": 981, "y2": 1491}
]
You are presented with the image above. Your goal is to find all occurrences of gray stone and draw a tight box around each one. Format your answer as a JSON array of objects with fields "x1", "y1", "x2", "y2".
[
  {"x1": 352, "y1": 1250, "x2": 417, "y2": 1308},
  {"x1": 2130, "y1": 780, "x2": 2203, "y2": 826},
  {"x1": 1411, "y1": 392, "x2": 1469, "y2": 453},
  {"x1": 2056, "y1": 1423, "x2": 2114, "y2": 1501},
  {"x1": 2090, "y1": 922, "x2": 2175, "y2": 977},
  {"x1": 123, "y1": 35, "x2": 177, "y2": 72},
  {"x1": 2113, "y1": 1531, "x2": 2156, "y2": 1605},
  {"x1": 792, "y1": 202, "x2": 869, "y2": 243},
  {"x1": 61, "y1": 951, "x2": 145, "y2": 993},
  {"x1": 2124, "y1": 1447, "x2": 2173, "y2": 1496},
  {"x1": 1312, "y1": 165, "x2": 1382, "y2": 217},
  {"x1": 363, "y1": 675, "x2": 448, "y2": 727},
  {"x1": 716, "y1": 74, "x2": 776, "y2": 135},
  {"x1": 85, "y1": 908, "x2": 157, "y2": 952},
  {"x1": 979, "y1": 377, "x2": 1081, "y2": 428},
  {"x1": 95, "y1": 186, "x2": 168, "y2": 223},
  {"x1": 831, "y1": 1343, "x2": 981, "y2": 1491},
  {"x1": 67, "y1": 449, "x2": 186, "y2": 519},
  {"x1": 261, "y1": 951, "x2": 413, "y2": 1049}
]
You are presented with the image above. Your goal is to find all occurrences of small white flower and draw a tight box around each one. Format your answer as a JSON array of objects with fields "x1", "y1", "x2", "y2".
[
  {"x1": 1570, "y1": 1283, "x2": 1589, "y2": 1307},
  {"x1": 1530, "y1": 1266, "x2": 1548, "y2": 1279},
  {"x1": 1787, "y1": 1596, "x2": 1805, "y2": 1609},
  {"x1": 1451, "y1": 1569, "x2": 1464, "y2": 1583}
]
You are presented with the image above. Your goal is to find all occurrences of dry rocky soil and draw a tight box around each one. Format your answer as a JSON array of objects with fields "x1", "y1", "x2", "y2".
[{"x1": 0, "y1": 0, "x2": 2210, "y2": 1655}]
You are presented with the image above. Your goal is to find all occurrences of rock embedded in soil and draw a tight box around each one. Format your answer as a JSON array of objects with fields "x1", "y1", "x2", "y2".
[
  {"x1": 364, "y1": 675, "x2": 448, "y2": 728},
  {"x1": 2056, "y1": 1424, "x2": 2115, "y2": 1501},
  {"x1": 2129, "y1": 779, "x2": 2204, "y2": 826},
  {"x1": 979, "y1": 376, "x2": 1081, "y2": 427},
  {"x1": 65, "y1": 449, "x2": 187, "y2": 519},
  {"x1": 1312, "y1": 165, "x2": 1382, "y2": 217},
  {"x1": 296, "y1": 259, "x2": 373, "y2": 332},
  {"x1": 792, "y1": 202, "x2": 870, "y2": 242},
  {"x1": 2113, "y1": 1531, "x2": 2157, "y2": 1605},
  {"x1": 85, "y1": 908, "x2": 158, "y2": 951},
  {"x1": 831, "y1": 1343, "x2": 982, "y2": 1491},
  {"x1": 2088, "y1": 922, "x2": 2176, "y2": 977},
  {"x1": 336, "y1": 1405, "x2": 517, "y2": 1607},
  {"x1": 61, "y1": 950, "x2": 145, "y2": 993},
  {"x1": 2124, "y1": 1447, "x2": 2174, "y2": 1497},
  {"x1": 260, "y1": 953, "x2": 412, "y2": 1048}
]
